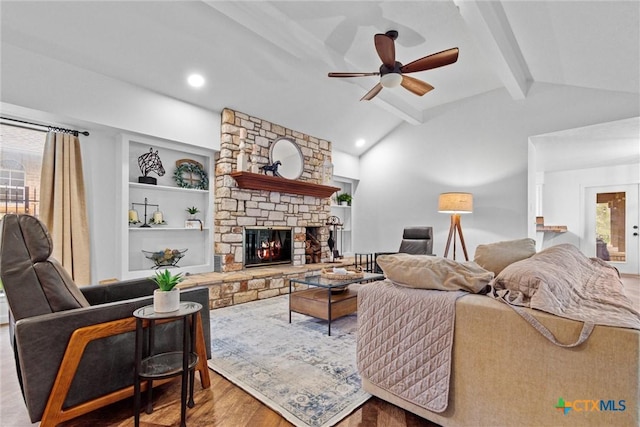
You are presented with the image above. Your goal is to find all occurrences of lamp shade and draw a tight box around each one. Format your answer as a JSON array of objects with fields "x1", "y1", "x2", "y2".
[
  {"x1": 380, "y1": 73, "x2": 403, "y2": 88},
  {"x1": 438, "y1": 192, "x2": 473, "y2": 213}
]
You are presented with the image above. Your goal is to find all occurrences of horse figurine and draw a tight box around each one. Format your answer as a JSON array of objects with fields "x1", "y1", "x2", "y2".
[
  {"x1": 260, "y1": 160, "x2": 282, "y2": 176},
  {"x1": 138, "y1": 148, "x2": 165, "y2": 184}
]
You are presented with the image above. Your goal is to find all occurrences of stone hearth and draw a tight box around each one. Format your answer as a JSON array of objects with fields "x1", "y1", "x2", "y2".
[{"x1": 180, "y1": 257, "x2": 356, "y2": 309}]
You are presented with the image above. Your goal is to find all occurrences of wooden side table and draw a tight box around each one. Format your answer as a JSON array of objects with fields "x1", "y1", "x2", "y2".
[{"x1": 133, "y1": 302, "x2": 202, "y2": 427}]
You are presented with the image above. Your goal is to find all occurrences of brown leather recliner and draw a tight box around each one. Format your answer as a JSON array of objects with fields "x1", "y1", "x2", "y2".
[{"x1": 0, "y1": 214, "x2": 211, "y2": 426}]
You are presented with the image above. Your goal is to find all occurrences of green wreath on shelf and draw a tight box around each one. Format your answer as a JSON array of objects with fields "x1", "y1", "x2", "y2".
[{"x1": 173, "y1": 161, "x2": 209, "y2": 190}]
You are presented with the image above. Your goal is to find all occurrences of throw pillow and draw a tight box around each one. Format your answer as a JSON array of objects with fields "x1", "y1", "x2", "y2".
[
  {"x1": 376, "y1": 253, "x2": 493, "y2": 293},
  {"x1": 473, "y1": 238, "x2": 536, "y2": 275}
]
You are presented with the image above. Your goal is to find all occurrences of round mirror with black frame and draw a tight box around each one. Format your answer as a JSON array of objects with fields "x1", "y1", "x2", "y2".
[{"x1": 269, "y1": 137, "x2": 304, "y2": 180}]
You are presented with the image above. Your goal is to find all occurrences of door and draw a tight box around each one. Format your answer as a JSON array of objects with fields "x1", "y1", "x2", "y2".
[{"x1": 583, "y1": 185, "x2": 639, "y2": 275}]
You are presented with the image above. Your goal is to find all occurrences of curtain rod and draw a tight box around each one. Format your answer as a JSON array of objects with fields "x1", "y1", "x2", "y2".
[{"x1": 0, "y1": 116, "x2": 90, "y2": 136}]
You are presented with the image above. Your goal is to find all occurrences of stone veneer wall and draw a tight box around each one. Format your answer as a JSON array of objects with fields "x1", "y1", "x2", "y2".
[{"x1": 214, "y1": 108, "x2": 333, "y2": 273}]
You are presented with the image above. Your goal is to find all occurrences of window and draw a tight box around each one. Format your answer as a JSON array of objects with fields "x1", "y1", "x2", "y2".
[
  {"x1": 0, "y1": 160, "x2": 26, "y2": 203},
  {"x1": 0, "y1": 124, "x2": 45, "y2": 217}
]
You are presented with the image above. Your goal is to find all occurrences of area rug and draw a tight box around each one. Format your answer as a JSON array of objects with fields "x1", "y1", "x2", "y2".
[{"x1": 207, "y1": 294, "x2": 370, "y2": 427}]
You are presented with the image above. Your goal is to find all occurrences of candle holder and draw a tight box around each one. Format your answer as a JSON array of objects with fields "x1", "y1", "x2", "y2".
[
  {"x1": 131, "y1": 198, "x2": 160, "y2": 228},
  {"x1": 149, "y1": 208, "x2": 166, "y2": 225},
  {"x1": 128, "y1": 209, "x2": 141, "y2": 225}
]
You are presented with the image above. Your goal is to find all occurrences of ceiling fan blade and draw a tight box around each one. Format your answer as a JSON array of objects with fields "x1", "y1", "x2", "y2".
[
  {"x1": 401, "y1": 75, "x2": 435, "y2": 96},
  {"x1": 400, "y1": 48, "x2": 459, "y2": 74},
  {"x1": 374, "y1": 33, "x2": 396, "y2": 69},
  {"x1": 360, "y1": 83, "x2": 383, "y2": 101},
  {"x1": 328, "y1": 72, "x2": 379, "y2": 78}
]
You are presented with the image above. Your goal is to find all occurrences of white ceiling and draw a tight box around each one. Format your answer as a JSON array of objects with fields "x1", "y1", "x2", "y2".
[
  {"x1": 531, "y1": 116, "x2": 640, "y2": 173},
  {"x1": 1, "y1": 1, "x2": 638, "y2": 157}
]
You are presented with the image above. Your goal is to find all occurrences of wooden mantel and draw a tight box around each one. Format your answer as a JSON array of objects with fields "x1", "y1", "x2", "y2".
[{"x1": 230, "y1": 172, "x2": 341, "y2": 198}]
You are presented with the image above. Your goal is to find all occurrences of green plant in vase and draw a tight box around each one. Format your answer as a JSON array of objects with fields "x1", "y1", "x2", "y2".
[
  {"x1": 151, "y1": 269, "x2": 184, "y2": 312},
  {"x1": 151, "y1": 269, "x2": 184, "y2": 291},
  {"x1": 186, "y1": 206, "x2": 200, "y2": 219},
  {"x1": 336, "y1": 193, "x2": 352, "y2": 206}
]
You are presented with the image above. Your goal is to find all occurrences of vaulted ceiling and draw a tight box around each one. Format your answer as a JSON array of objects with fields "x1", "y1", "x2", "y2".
[{"x1": 1, "y1": 1, "x2": 638, "y2": 157}]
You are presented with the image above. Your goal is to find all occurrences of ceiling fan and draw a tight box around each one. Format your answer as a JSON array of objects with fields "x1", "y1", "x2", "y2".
[{"x1": 328, "y1": 30, "x2": 459, "y2": 101}]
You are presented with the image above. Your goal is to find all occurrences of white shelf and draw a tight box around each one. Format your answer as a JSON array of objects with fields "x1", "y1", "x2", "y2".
[
  {"x1": 129, "y1": 182, "x2": 208, "y2": 194},
  {"x1": 124, "y1": 263, "x2": 213, "y2": 279},
  {"x1": 131, "y1": 263, "x2": 210, "y2": 273}
]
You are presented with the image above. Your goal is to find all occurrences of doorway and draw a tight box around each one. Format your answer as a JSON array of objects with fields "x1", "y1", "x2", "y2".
[{"x1": 583, "y1": 184, "x2": 639, "y2": 275}]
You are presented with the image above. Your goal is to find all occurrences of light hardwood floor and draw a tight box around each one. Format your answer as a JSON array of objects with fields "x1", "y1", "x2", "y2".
[
  {"x1": 621, "y1": 274, "x2": 640, "y2": 312},
  {"x1": 0, "y1": 324, "x2": 436, "y2": 427}
]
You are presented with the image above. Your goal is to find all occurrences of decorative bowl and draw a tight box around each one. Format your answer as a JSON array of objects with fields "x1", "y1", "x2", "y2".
[
  {"x1": 321, "y1": 266, "x2": 364, "y2": 293},
  {"x1": 142, "y1": 248, "x2": 187, "y2": 268},
  {"x1": 321, "y1": 266, "x2": 364, "y2": 281}
]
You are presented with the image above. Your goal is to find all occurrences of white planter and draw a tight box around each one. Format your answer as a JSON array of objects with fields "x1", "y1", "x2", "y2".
[{"x1": 153, "y1": 288, "x2": 180, "y2": 313}]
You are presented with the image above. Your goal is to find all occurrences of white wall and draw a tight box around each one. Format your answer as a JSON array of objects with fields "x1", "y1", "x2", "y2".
[
  {"x1": 1, "y1": 45, "x2": 221, "y2": 283},
  {"x1": 539, "y1": 163, "x2": 640, "y2": 249},
  {"x1": 332, "y1": 149, "x2": 359, "y2": 180},
  {"x1": 355, "y1": 82, "x2": 640, "y2": 257},
  {"x1": 1, "y1": 45, "x2": 220, "y2": 149}
]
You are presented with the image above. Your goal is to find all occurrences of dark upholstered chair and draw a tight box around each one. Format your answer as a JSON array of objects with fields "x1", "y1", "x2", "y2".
[
  {"x1": 398, "y1": 226, "x2": 434, "y2": 255},
  {"x1": 0, "y1": 214, "x2": 211, "y2": 426},
  {"x1": 375, "y1": 226, "x2": 434, "y2": 273}
]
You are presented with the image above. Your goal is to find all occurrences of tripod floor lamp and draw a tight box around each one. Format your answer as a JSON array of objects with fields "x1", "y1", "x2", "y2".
[{"x1": 438, "y1": 192, "x2": 473, "y2": 261}]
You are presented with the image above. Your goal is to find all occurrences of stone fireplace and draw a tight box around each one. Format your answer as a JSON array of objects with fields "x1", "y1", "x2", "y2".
[{"x1": 214, "y1": 109, "x2": 338, "y2": 272}]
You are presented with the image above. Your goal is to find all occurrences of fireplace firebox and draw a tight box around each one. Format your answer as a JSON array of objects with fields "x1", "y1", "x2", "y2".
[{"x1": 244, "y1": 227, "x2": 292, "y2": 268}]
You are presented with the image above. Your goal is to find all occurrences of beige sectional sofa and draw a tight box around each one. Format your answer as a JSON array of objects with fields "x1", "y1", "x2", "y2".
[
  {"x1": 358, "y1": 240, "x2": 639, "y2": 426},
  {"x1": 360, "y1": 289, "x2": 639, "y2": 426}
]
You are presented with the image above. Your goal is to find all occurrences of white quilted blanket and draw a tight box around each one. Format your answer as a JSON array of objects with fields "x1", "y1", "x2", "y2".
[{"x1": 357, "y1": 280, "x2": 466, "y2": 413}]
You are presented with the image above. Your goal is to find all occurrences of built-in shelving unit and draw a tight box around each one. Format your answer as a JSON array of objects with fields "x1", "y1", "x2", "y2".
[
  {"x1": 330, "y1": 177, "x2": 355, "y2": 256},
  {"x1": 119, "y1": 134, "x2": 214, "y2": 280}
]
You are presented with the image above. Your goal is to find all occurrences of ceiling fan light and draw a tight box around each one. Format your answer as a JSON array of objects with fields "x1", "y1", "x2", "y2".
[{"x1": 380, "y1": 73, "x2": 403, "y2": 88}]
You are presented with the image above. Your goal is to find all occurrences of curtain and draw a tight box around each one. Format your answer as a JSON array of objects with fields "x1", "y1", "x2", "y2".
[{"x1": 40, "y1": 131, "x2": 91, "y2": 285}]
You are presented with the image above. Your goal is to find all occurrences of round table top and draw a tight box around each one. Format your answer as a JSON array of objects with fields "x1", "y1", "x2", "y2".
[{"x1": 134, "y1": 301, "x2": 202, "y2": 319}]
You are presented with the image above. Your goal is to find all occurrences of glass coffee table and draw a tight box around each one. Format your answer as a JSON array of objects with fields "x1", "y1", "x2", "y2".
[{"x1": 289, "y1": 272, "x2": 384, "y2": 335}]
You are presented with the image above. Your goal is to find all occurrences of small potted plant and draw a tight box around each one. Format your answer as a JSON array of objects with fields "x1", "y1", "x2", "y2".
[
  {"x1": 186, "y1": 206, "x2": 200, "y2": 219},
  {"x1": 151, "y1": 269, "x2": 183, "y2": 312},
  {"x1": 337, "y1": 193, "x2": 352, "y2": 206}
]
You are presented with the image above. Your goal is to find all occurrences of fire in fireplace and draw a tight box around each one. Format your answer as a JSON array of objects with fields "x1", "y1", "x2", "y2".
[{"x1": 244, "y1": 227, "x2": 292, "y2": 268}]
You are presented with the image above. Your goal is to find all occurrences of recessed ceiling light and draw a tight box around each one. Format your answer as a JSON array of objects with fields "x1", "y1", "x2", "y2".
[
  {"x1": 187, "y1": 74, "x2": 205, "y2": 88},
  {"x1": 355, "y1": 139, "x2": 366, "y2": 147}
]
